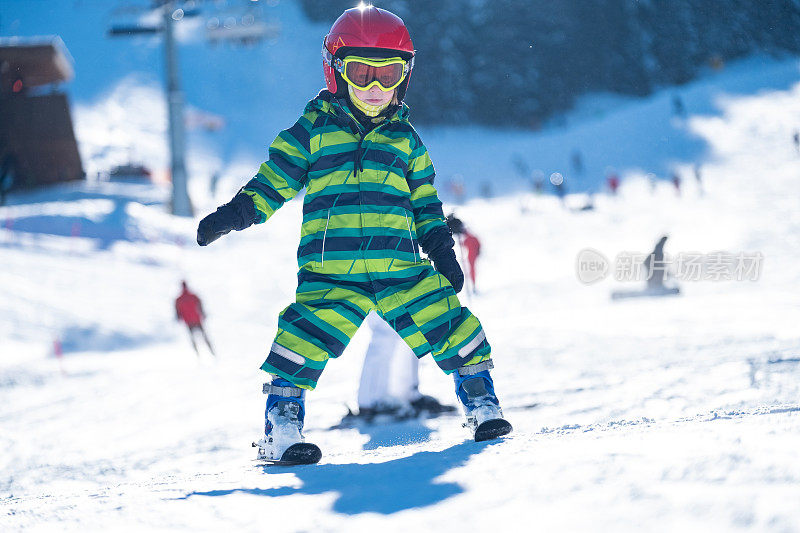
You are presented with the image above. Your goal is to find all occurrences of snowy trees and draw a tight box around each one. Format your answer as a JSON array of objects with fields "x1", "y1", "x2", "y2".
[{"x1": 299, "y1": 0, "x2": 800, "y2": 127}]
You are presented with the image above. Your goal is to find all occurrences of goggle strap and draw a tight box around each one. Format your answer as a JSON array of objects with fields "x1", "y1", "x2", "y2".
[{"x1": 323, "y1": 41, "x2": 414, "y2": 73}]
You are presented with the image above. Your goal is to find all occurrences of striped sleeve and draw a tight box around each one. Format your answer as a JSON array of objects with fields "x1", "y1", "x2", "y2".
[
  {"x1": 407, "y1": 136, "x2": 447, "y2": 242},
  {"x1": 242, "y1": 112, "x2": 315, "y2": 224}
]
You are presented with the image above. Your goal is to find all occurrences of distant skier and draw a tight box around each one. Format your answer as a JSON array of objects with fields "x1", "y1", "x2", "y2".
[
  {"x1": 196, "y1": 6, "x2": 511, "y2": 465},
  {"x1": 671, "y1": 171, "x2": 682, "y2": 195},
  {"x1": 793, "y1": 130, "x2": 799, "y2": 154},
  {"x1": 647, "y1": 173, "x2": 658, "y2": 193},
  {"x1": 570, "y1": 149, "x2": 584, "y2": 176},
  {"x1": 606, "y1": 168, "x2": 620, "y2": 195},
  {"x1": 447, "y1": 213, "x2": 482, "y2": 292},
  {"x1": 209, "y1": 171, "x2": 221, "y2": 198},
  {"x1": 672, "y1": 95, "x2": 685, "y2": 117},
  {"x1": 511, "y1": 153, "x2": 531, "y2": 183},
  {"x1": 532, "y1": 170, "x2": 545, "y2": 195},
  {"x1": 694, "y1": 163, "x2": 704, "y2": 195},
  {"x1": 175, "y1": 281, "x2": 215, "y2": 357},
  {"x1": 643, "y1": 236, "x2": 669, "y2": 290},
  {"x1": 612, "y1": 235, "x2": 680, "y2": 300}
]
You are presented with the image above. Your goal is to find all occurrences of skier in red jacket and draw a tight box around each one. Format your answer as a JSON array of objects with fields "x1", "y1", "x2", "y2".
[{"x1": 175, "y1": 281, "x2": 215, "y2": 356}]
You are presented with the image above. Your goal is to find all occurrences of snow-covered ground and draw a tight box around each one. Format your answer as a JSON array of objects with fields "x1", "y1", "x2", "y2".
[{"x1": 3, "y1": 54, "x2": 800, "y2": 531}]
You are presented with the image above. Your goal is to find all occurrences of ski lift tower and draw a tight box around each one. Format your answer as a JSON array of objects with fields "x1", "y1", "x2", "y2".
[
  {"x1": 108, "y1": 0, "x2": 193, "y2": 216},
  {"x1": 162, "y1": 1, "x2": 191, "y2": 217},
  {"x1": 108, "y1": 0, "x2": 278, "y2": 217}
]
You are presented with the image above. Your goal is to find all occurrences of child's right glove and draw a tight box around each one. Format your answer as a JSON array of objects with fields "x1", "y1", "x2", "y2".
[
  {"x1": 421, "y1": 225, "x2": 465, "y2": 293},
  {"x1": 197, "y1": 192, "x2": 256, "y2": 246}
]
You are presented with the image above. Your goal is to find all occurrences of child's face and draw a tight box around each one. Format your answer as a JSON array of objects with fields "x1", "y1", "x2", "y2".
[{"x1": 351, "y1": 85, "x2": 395, "y2": 107}]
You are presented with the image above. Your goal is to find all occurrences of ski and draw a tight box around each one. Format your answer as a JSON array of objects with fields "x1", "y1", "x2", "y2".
[
  {"x1": 611, "y1": 286, "x2": 680, "y2": 300},
  {"x1": 474, "y1": 418, "x2": 513, "y2": 442},
  {"x1": 252, "y1": 442, "x2": 322, "y2": 466}
]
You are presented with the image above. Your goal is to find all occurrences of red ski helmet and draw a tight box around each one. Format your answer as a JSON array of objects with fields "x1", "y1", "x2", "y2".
[{"x1": 322, "y1": 5, "x2": 415, "y2": 101}]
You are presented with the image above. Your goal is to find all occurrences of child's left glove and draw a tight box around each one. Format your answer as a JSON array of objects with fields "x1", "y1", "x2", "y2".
[
  {"x1": 197, "y1": 192, "x2": 256, "y2": 246},
  {"x1": 429, "y1": 248, "x2": 465, "y2": 293},
  {"x1": 420, "y1": 225, "x2": 464, "y2": 293}
]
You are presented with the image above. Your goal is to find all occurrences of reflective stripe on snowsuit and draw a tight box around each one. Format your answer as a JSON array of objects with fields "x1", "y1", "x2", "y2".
[{"x1": 242, "y1": 91, "x2": 491, "y2": 390}]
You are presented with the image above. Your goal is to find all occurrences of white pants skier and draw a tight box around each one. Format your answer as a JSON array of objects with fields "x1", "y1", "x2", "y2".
[
  {"x1": 358, "y1": 312, "x2": 419, "y2": 412},
  {"x1": 357, "y1": 312, "x2": 454, "y2": 418}
]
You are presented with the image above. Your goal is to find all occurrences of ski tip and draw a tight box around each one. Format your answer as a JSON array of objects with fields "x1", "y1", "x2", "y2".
[
  {"x1": 474, "y1": 418, "x2": 513, "y2": 442},
  {"x1": 278, "y1": 442, "x2": 322, "y2": 465}
]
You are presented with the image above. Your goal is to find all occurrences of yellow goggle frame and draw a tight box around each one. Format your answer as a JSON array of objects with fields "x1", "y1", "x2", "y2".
[{"x1": 332, "y1": 55, "x2": 411, "y2": 92}]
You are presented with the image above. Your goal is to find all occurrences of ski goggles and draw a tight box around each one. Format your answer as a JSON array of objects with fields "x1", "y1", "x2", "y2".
[{"x1": 330, "y1": 54, "x2": 412, "y2": 92}]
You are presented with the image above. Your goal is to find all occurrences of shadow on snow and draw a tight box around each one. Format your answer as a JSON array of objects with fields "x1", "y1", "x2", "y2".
[
  {"x1": 0, "y1": 183, "x2": 181, "y2": 250},
  {"x1": 177, "y1": 440, "x2": 497, "y2": 515}
]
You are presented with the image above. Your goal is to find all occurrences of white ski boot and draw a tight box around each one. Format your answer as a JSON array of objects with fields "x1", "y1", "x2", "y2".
[
  {"x1": 253, "y1": 378, "x2": 321, "y2": 465},
  {"x1": 453, "y1": 361, "x2": 513, "y2": 442}
]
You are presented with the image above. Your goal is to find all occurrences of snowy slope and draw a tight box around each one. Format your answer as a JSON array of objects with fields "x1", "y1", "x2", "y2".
[{"x1": 3, "y1": 58, "x2": 800, "y2": 532}]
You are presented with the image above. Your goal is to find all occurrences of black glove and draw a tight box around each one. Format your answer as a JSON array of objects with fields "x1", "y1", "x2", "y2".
[
  {"x1": 430, "y1": 247, "x2": 464, "y2": 293},
  {"x1": 419, "y1": 224, "x2": 463, "y2": 292},
  {"x1": 197, "y1": 192, "x2": 256, "y2": 246},
  {"x1": 446, "y1": 213, "x2": 465, "y2": 235}
]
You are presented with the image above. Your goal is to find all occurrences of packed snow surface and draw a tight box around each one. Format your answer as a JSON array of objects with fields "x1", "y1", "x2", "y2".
[{"x1": 3, "y1": 58, "x2": 800, "y2": 531}]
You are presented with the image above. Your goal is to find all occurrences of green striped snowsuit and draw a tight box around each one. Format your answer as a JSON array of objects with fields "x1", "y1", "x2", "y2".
[{"x1": 243, "y1": 91, "x2": 491, "y2": 390}]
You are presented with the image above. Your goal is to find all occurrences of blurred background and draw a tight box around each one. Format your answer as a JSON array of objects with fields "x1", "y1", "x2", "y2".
[
  {"x1": 3, "y1": 0, "x2": 800, "y2": 204},
  {"x1": 2, "y1": 1, "x2": 800, "y2": 531}
]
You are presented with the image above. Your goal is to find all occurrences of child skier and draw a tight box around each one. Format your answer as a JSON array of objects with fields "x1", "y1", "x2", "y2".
[{"x1": 197, "y1": 5, "x2": 511, "y2": 464}]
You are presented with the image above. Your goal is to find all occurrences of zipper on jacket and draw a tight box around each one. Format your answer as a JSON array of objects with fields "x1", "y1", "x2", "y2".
[
  {"x1": 354, "y1": 138, "x2": 365, "y2": 176},
  {"x1": 332, "y1": 98, "x2": 367, "y2": 178},
  {"x1": 320, "y1": 209, "x2": 331, "y2": 267},
  {"x1": 405, "y1": 213, "x2": 418, "y2": 263}
]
